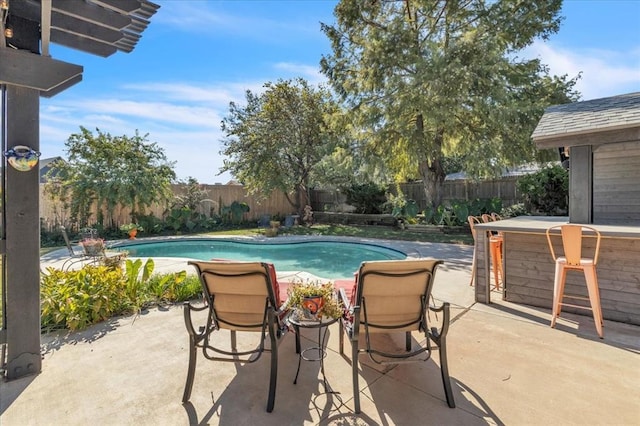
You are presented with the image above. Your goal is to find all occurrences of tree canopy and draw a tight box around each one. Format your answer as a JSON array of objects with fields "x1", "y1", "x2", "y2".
[
  {"x1": 46, "y1": 127, "x2": 176, "y2": 228},
  {"x1": 219, "y1": 78, "x2": 342, "y2": 214},
  {"x1": 320, "y1": 0, "x2": 579, "y2": 208}
]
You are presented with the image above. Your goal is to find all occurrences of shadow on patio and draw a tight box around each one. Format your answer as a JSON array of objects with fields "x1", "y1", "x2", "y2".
[{"x1": 1, "y1": 242, "x2": 639, "y2": 425}]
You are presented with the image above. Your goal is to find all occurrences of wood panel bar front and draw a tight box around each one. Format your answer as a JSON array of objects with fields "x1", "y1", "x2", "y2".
[{"x1": 474, "y1": 216, "x2": 640, "y2": 325}]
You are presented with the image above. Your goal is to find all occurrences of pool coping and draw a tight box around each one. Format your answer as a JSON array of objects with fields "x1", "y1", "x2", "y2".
[{"x1": 41, "y1": 235, "x2": 474, "y2": 282}]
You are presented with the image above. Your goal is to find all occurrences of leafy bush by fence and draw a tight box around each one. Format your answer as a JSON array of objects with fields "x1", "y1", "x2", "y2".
[{"x1": 40, "y1": 177, "x2": 524, "y2": 232}]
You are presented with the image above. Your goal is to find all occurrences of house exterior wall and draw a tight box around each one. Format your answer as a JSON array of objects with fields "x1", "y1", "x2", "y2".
[{"x1": 592, "y1": 140, "x2": 640, "y2": 225}]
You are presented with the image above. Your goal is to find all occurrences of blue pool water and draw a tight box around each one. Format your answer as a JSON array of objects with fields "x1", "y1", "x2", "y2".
[{"x1": 115, "y1": 239, "x2": 406, "y2": 279}]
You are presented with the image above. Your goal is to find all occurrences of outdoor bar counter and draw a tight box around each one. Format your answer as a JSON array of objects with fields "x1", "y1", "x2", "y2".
[{"x1": 474, "y1": 216, "x2": 640, "y2": 325}]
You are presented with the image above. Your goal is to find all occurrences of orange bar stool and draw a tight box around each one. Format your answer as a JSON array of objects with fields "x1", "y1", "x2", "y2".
[
  {"x1": 545, "y1": 224, "x2": 603, "y2": 338},
  {"x1": 481, "y1": 214, "x2": 503, "y2": 290}
]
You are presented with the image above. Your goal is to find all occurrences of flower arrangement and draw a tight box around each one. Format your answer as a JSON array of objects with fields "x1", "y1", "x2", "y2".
[
  {"x1": 286, "y1": 280, "x2": 343, "y2": 320},
  {"x1": 80, "y1": 238, "x2": 105, "y2": 256}
]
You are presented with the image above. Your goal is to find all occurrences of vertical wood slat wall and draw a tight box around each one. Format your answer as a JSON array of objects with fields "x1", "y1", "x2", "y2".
[
  {"x1": 502, "y1": 232, "x2": 640, "y2": 325},
  {"x1": 593, "y1": 141, "x2": 640, "y2": 224}
]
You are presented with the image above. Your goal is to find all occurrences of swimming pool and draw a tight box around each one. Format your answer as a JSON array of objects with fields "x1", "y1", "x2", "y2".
[{"x1": 114, "y1": 239, "x2": 407, "y2": 279}]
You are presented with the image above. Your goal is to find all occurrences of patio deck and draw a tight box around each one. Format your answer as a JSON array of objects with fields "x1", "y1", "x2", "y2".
[{"x1": 1, "y1": 238, "x2": 639, "y2": 425}]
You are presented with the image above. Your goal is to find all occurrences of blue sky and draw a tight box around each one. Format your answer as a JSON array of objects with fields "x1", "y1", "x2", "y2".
[{"x1": 39, "y1": 0, "x2": 640, "y2": 184}]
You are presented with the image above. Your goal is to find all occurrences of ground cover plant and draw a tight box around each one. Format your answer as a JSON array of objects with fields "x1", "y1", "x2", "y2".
[{"x1": 40, "y1": 259, "x2": 201, "y2": 332}]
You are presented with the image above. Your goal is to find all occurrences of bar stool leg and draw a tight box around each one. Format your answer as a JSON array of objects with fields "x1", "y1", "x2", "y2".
[
  {"x1": 489, "y1": 237, "x2": 503, "y2": 290},
  {"x1": 551, "y1": 262, "x2": 567, "y2": 328},
  {"x1": 583, "y1": 265, "x2": 604, "y2": 338}
]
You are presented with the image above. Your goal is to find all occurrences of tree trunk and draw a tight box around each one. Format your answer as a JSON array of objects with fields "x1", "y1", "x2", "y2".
[{"x1": 418, "y1": 127, "x2": 446, "y2": 209}]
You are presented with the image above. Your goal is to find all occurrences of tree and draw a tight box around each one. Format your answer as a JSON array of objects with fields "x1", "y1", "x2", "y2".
[
  {"x1": 47, "y1": 127, "x2": 176, "y2": 228},
  {"x1": 219, "y1": 78, "x2": 341, "y2": 214},
  {"x1": 321, "y1": 0, "x2": 579, "y2": 208}
]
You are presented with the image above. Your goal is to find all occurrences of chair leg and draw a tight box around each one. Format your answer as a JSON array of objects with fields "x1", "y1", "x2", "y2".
[
  {"x1": 405, "y1": 331, "x2": 411, "y2": 352},
  {"x1": 266, "y1": 323, "x2": 278, "y2": 412},
  {"x1": 339, "y1": 320, "x2": 344, "y2": 355},
  {"x1": 294, "y1": 325, "x2": 301, "y2": 354},
  {"x1": 550, "y1": 263, "x2": 566, "y2": 328},
  {"x1": 352, "y1": 344, "x2": 361, "y2": 414},
  {"x1": 584, "y1": 266, "x2": 604, "y2": 339},
  {"x1": 437, "y1": 335, "x2": 456, "y2": 408},
  {"x1": 231, "y1": 330, "x2": 237, "y2": 351},
  {"x1": 182, "y1": 335, "x2": 198, "y2": 403}
]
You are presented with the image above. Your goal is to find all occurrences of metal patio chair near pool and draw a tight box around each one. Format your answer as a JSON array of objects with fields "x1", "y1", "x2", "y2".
[
  {"x1": 338, "y1": 258, "x2": 455, "y2": 413},
  {"x1": 60, "y1": 226, "x2": 123, "y2": 270},
  {"x1": 183, "y1": 260, "x2": 289, "y2": 412}
]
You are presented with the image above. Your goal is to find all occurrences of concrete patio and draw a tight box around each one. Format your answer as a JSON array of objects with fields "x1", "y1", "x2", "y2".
[{"x1": 1, "y1": 238, "x2": 639, "y2": 425}]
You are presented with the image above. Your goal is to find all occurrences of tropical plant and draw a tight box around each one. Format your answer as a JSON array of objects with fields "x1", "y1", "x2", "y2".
[
  {"x1": 124, "y1": 258, "x2": 155, "y2": 311},
  {"x1": 145, "y1": 270, "x2": 189, "y2": 302},
  {"x1": 120, "y1": 223, "x2": 143, "y2": 233},
  {"x1": 385, "y1": 191, "x2": 419, "y2": 223},
  {"x1": 220, "y1": 201, "x2": 250, "y2": 224},
  {"x1": 41, "y1": 265, "x2": 130, "y2": 331},
  {"x1": 320, "y1": 0, "x2": 579, "y2": 209},
  {"x1": 40, "y1": 263, "x2": 202, "y2": 332}
]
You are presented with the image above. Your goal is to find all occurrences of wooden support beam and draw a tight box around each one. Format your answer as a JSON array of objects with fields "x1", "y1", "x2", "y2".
[
  {"x1": 0, "y1": 48, "x2": 83, "y2": 92},
  {"x1": 4, "y1": 85, "x2": 42, "y2": 380}
]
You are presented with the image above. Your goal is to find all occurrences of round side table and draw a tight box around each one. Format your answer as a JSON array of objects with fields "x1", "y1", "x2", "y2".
[{"x1": 287, "y1": 314, "x2": 339, "y2": 392}]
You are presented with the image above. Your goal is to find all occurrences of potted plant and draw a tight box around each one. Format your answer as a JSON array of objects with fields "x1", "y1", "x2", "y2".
[
  {"x1": 285, "y1": 280, "x2": 343, "y2": 321},
  {"x1": 80, "y1": 237, "x2": 105, "y2": 256},
  {"x1": 120, "y1": 223, "x2": 143, "y2": 239}
]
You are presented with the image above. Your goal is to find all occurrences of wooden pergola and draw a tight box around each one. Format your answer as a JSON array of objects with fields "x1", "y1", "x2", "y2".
[{"x1": 0, "y1": 0, "x2": 159, "y2": 380}]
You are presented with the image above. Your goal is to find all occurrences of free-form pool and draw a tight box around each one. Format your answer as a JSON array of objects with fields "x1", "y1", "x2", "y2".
[{"x1": 115, "y1": 239, "x2": 406, "y2": 279}]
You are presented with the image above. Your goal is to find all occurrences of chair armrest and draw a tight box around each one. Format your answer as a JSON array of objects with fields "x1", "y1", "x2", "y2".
[
  {"x1": 274, "y1": 304, "x2": 292, "y2": 337},
  {"x1": 427, "y1": 301, "x2": 451, "y2": 343},
  {"x1": 183, "y1": 300, "x2": 208, "y2": 339}
]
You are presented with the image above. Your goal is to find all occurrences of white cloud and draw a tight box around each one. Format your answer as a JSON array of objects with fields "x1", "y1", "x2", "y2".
[
  {"x1": 523, "y1": 41, "x2": 640, "y2": 100},
  {"x1": 273, "y1": 62, "x2": 327, "y2": 85}
]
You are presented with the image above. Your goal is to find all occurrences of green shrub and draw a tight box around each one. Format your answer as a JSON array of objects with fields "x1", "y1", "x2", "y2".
[
  {"x1": 501, "y1": 203, "x2": 529, "y2": 218},
  {"x1": 421, "y1": 198, "x2": 503, "y2": 226},
  {"x1": 516, "y1": 165, "x2": 568, "y2": 215},
  {"x1": 41, "y1": 265, "x2": 131, "y2": 332},
  {"x1": 340, "y1": 182, "x2": 387, "y2": 214},
  {"x1": 41, "y1": 259, "x2": 202, "y2": 332},
  {"x1": 145, "y1": 270, "x2": 200, "y2": 303}
]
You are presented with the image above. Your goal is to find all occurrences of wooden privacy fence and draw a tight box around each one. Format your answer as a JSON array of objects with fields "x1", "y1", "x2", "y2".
[
  {"x1": 399, "y1": 177, "x2": 522, "y2": 210},
  {"x1": 39, "y1": 177, "x2": 523, "y2": 231},
  {"x1": 311, "y1": 177, "x2": 522, "y2": 212},
  {"x1": 39, "y1": 184, "x2": 297, "y2": 232}
]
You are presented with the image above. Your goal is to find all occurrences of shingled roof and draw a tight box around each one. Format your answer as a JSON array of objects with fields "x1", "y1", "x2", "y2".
[{"x1": 532, "y1": 92, "x2": 640, "y2": 148}]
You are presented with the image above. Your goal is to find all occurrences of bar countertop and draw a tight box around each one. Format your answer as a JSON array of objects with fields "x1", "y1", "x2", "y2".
[{"x1": 475, "y1": 216, "x2": 640, "y2": 238}]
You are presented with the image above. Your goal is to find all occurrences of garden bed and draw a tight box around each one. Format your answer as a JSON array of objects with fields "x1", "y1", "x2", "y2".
[
  {"x1": 314, "y1": 212, "x2": 398, "y2": 227},
  {"x1": 404, "y1": 224, "x2": 468, "y2": 234}
]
